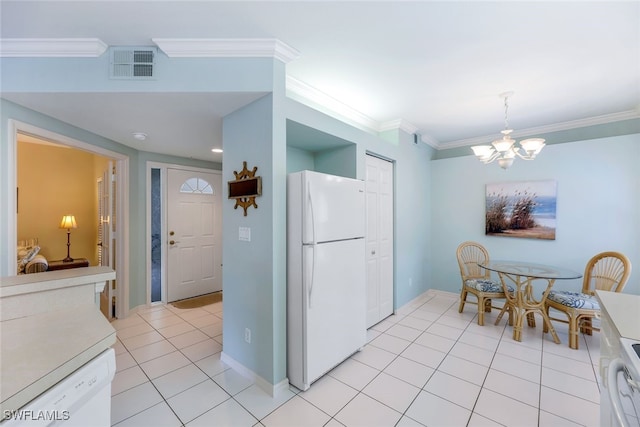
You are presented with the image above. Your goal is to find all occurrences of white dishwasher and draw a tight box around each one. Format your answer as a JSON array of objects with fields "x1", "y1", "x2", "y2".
[
  {"x1": 2, "y1": 348, "x2": 116, "y2": 427},
  {"x1": 606, "y1": 338, "x2": 640, "y2": 427},
  {"x1": 598, "y1": 291, "x2": 640, "y2": 427}
]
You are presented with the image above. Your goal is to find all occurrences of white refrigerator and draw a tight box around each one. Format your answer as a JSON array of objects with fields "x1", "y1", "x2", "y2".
[{"x1": 287, "y1": 170, "x2": 367, "y2": 391}]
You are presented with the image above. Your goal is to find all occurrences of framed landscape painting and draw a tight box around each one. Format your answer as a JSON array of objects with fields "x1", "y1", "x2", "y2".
[{"x1": 485, "y1": 180, "x2": 557, "y2": 240}]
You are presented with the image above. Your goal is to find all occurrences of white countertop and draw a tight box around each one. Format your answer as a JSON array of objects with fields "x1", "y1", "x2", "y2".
[
  {"x1": 0, "y1": 306, "x2": 116, "y2": 417},
  {"x1": 0, "y1": 267, "x2": 116, "y2": 322},
  {"x1": 0, "y1": 266, "x2": 115, "y2": 298},
  {"x1": 596, "y1": 290, "x2": 640, "y2": 341}
]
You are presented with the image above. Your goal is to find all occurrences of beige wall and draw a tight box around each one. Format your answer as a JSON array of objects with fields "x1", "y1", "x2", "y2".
[{"x1": 17, "y1": 141, "x2": 109, "y2": 265}]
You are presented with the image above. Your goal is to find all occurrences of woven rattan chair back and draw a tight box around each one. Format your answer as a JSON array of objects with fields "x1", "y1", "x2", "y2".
[
  {"x1": 582, "y1": 251, "x2": 632, "y2": 296},
  {"x1": 456, "y1": 241, "x2": 507, "y2": 326},
  {"x1": 457, "y1": 241, "x2": 492, "y2": 283}
]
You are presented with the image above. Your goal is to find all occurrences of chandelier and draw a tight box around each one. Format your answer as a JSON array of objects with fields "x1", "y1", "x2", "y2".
[{"x1": 471, "y1": 92, "x2": 545, "y2": 169}]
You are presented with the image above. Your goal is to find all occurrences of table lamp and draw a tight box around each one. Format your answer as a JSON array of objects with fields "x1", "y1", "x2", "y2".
[{"x1": 59, "y1": 215, "x2": 77, "y2": 262}]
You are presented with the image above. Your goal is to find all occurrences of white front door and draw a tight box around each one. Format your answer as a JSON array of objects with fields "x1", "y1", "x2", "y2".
[
  {"x1": 167, "y1": 168, "x2": 222, "y2": 302},
  {"x1": 98, "y1": 162, "x2": 115, "y2": 319},
  {"x1": 365, "y1": 154, "x2": 394, "y2": 327}
]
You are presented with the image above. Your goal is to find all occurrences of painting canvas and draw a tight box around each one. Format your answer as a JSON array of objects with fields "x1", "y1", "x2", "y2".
[{"x1": 485, "y1": 180, "x2": 557, "y2": 240}]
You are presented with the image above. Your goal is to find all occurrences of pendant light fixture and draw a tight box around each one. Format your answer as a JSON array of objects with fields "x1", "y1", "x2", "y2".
[{"x1": 471, "y1": 92, "x2": 545, "y2": 169}]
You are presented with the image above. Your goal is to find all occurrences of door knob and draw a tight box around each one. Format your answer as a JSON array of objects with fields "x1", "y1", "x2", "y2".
[
  {"x1": 169, "y1": 231, "x2": 175, "y2": 236},
  {"x1": 372, "y1": 250, "x2": 376, "y2": 255},
  {"x1": 169, "y1": 240, "x2": 176, "y2": 245}
]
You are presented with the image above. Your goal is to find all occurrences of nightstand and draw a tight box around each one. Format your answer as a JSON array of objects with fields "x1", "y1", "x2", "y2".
[{"x1": 47, "y1": 258, "x2": 90, "y2": 271}]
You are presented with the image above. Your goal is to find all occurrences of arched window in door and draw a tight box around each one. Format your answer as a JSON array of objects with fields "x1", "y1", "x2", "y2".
[{"x1": 180, "y1": 177, "x2": 214, "y2": 194}]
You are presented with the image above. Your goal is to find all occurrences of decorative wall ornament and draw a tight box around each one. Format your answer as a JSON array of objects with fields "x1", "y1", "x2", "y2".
[
  {"x1": 485, "y1": 180, "x2": 557, "y2": 240},
  {"x1": 228, "y1": 161, "x2": 262, "y2": 216}
]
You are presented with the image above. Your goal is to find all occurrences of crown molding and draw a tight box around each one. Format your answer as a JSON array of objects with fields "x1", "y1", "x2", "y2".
[
  {"x1": 441, "y1": 109, "x2": 640, "y2": 150},
  {"x1": 152, "y1": 38, "x2": 300, "y2": 63},
  {"x1": 0, "y1": 38, "x2": 108, "y2": 57},
  {"x1": 379, "y1": 119, "x2": 417, "y2": 135},
  {"x1": 286, "y1": 76, "x2": 380, "y2": 133},
  {"x1": 286, "y1": 78, "x2": 443, "y2": 147}
]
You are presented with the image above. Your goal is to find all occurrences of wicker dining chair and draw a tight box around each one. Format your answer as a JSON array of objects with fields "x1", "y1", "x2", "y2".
[
  {"x1": 457, "y1": 241, "x2": 512, "y2": 326},
  {"x1": 544, "y1": 251, "x2": 632, "y2": 349}
]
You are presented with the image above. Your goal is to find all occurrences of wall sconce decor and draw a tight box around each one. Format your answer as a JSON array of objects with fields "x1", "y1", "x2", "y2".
[
  {"x1": 228, "y1": 161, "x2": 262, "y2": 216},
  {"x1": 59, "y1": 214, "x2": 78, "y2": 262}
]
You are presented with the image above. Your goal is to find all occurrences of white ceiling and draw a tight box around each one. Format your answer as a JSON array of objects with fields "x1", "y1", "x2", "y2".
[{"x1": 1, "y1": 1, "x2": 639, "y2": 162}]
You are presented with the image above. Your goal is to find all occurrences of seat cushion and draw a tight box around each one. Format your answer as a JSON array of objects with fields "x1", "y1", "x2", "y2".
[
  {"x1": 547, "y1": 290, "x2": 600, "y2": 310},
  {"x1": 465, "y1": 279, "x2": 513, "y2": 293}
]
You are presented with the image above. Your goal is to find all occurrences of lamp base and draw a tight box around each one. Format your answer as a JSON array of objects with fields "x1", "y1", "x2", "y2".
[{"x1": 63, "y1": 230, "x2": 73, "y2": 262}]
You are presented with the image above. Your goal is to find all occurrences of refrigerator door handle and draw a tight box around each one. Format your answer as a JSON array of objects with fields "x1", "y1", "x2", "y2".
[
  {"x1": 307, "y1": 180, "x2": 316, "y2": 245},
  {"x1": 304, "y1": 245, "x2": 316, "y2": 309}
]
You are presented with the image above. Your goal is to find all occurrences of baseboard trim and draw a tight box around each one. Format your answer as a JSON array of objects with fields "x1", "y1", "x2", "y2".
[
  {"x1": 220, "y1": 352, "x2": 289, "y2": 398},
  {"x1": 426, "y1": 288, "x2": 458, "y2": 298}
]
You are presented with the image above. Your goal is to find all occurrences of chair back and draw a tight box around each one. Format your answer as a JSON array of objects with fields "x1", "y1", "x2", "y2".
[
  {"x1": 456, "y1": 241, "x2": 492, "y2": 283},
  {"x1": 582, "y1": 251, "x2": 632, "y2": 295}
]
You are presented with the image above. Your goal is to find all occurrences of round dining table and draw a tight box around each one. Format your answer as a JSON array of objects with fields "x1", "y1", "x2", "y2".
[{"x1": 478, "y1": 260, "x2": 582, "y2": 343}]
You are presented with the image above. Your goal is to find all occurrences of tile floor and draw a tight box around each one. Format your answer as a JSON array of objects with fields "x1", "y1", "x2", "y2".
[{"x1": 110, "y1": 290, "x2": 602, "y2": 427}]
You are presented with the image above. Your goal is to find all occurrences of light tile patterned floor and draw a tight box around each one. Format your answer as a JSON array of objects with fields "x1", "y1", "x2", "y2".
[{"x1": 110, "y1": 290, "x2": 601, "y2": 426}]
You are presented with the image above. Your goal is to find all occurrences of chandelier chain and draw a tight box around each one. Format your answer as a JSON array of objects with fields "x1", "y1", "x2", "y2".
[{"x1": 503, "y1": 95, "x2": 510, "y2": 130}]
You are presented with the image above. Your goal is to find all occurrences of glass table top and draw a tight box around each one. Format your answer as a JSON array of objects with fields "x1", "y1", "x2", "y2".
[{"x1": 479, "y1": 260, "x2": 583, "y2": 280}]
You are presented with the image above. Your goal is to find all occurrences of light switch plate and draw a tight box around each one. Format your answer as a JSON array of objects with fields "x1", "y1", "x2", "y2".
[{"x1": 239, "y1": 226, "x2": 251, "y2": 242}]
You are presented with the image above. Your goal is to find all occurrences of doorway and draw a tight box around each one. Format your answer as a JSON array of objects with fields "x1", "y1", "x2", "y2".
[
  {"x1": 147, "y1": 164, "x2": 222, "y2": 304},
  {"x1": 365, "y1": 153, "x2": 395, "y2": 328},
  {"x1": 8, "y1": 120, "x2": 129, "y2": 319}
]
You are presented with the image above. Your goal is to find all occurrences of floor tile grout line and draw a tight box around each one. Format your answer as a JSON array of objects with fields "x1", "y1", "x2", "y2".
[
  {"x1": 121, "y1": 304, "x2": 293, "y2": 427},
  {"x1": 334, "y1": 293, "x2": 451, "y2": 426},
  {"x1": 392, "y1": 298, "x2": 483, "y2": 426},
  {"x1": 306, "y1": 293, "x2": 453, "y2": 426},
  {"x1": 114, "y1": 306, "x2": 240, "y2": 427},
  {"x1": 416, "y1": 298, "x2": 504, "y2": 425},
  {"x1": 111, "y1": 295, "x2": 601, "y2": 427},
  {"x1": 427, "y1": 299, "x2": 590, "y2": 426}
]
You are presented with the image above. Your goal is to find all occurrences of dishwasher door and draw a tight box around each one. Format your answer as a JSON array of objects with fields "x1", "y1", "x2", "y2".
[
  {"x1": 2, "y1": 348, "x2": 116, "y2": 427},
  {"x1": 607, "y1": 339, "x2": 640, "y2": 427}
]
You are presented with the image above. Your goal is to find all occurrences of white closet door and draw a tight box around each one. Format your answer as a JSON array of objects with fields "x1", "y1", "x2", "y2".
[{"x1": 365, "y1": 154, "x2": 394, "y2": 328}]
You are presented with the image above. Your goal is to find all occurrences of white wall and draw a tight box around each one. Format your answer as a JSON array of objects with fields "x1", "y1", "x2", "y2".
[{"x1": 430, "y1": 134, "x2": 640, "y2": 296}]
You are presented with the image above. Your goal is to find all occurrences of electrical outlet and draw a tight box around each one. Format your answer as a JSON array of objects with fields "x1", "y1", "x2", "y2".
[
  {"x1": 244, "y1": 328, "x2": 251, "y2": 344},
  {"x1": 409, "y1": 277, "x2": 413, "y2": 287}
]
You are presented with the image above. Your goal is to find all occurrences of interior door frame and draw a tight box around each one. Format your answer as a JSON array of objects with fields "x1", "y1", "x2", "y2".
[
  {"x1": 145, "y1": 162, "x2": 222, "y2": 305},
  {"x1": 7, "y1": 119, "x2": 130, "y2": 319}
]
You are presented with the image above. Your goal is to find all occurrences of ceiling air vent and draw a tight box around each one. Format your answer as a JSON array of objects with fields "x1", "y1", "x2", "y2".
[{"x1": 109, "y1": 47, "x2": 156, "y2": 79}]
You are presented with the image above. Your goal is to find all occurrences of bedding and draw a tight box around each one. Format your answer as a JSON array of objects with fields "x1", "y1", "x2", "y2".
[
  {"x1": 25, "y1": 255, "x2": 48, "y2": 274},
  {"x1": 17, "y1": 239, "x2": 48, "y2": 274}
]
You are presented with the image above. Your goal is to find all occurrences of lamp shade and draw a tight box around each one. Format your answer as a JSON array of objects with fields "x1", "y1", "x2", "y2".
[
  {"x1": 59, "y1": 215, "x2": 77, "y2": 229},
  {"x1": 520, "y1": 138, "x2": 546, "y2": 153}
]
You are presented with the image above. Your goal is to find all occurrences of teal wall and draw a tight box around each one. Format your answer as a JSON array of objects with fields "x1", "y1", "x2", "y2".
[
  {"x1": 315, "y1": 145, "x2": 357, "y2": 179},
  {"x1": 286, "y1": 146, "x2": 315, "y2": 173},
  {"x1": 1, "y1": 54, "x2": 277, "y2": 92},
  {"x1": 222, "y1": 59, "x2": 288, "y2": 386},
  {"x1": 223, "y1": 94, "x2": 280, "y2": 385},
  {"x1": 431, "y1": 133, "x2": 640, "y2": 296},
  {"x1": 286, "y1": 144, "x2": 357, "y2": 178}
]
